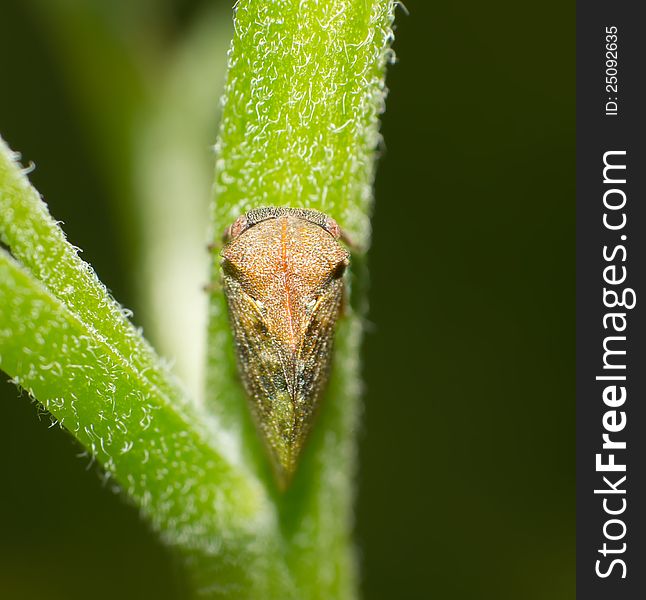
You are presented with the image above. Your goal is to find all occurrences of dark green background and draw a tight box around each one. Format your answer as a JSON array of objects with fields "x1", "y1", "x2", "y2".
[{"x1": 0, "y1": 1, "x2": 574, "y2": 598}]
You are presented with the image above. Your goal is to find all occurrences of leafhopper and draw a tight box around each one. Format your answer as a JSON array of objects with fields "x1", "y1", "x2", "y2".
[{"x1": 221, "y1": 207, "x2": 349, "y2": 485}]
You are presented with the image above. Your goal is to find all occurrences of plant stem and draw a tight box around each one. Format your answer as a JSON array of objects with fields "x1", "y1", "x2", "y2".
[
  {"x1": 206, "y1": 1, "x2": 396, "y2": 597},
  {"x1": 0, "y1": 138, "x2": 286, "y2": 595}
]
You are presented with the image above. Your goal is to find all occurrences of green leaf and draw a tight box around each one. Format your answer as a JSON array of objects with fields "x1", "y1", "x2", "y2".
[{"x1": 0, "y1": 137, "x2": 179, "y2": 406}]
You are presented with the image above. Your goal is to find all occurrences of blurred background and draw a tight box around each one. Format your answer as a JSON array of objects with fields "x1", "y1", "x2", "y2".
[{"x1": 0, "y1": 1, "x2": 574, "y2": 598}]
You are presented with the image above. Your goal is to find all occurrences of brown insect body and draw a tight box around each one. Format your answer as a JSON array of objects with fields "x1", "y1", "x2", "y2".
[{"x1": 221, "y1": 207, "x2": 349, "y2": 484}]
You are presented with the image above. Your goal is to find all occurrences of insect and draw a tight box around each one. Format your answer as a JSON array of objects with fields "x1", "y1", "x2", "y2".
[{"x1": 221, "y1": 206, "x2": 349, "y2": 485}]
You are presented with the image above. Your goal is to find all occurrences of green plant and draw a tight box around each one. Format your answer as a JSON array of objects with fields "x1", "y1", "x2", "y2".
[{"x1": 0, "y1": 1, "x2": 395, "y2": 597}]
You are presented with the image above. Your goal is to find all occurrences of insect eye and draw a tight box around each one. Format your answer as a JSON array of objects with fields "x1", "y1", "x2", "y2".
[
  {"x1": 221, "y1": 257, "x2": 244, "y2": 281},
  {"x1": 221, "y1": 257, "x2": 234, "y2": 275},
  {"x1": 331, "y1": 260, "x2": 347, "y2": 280}
]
